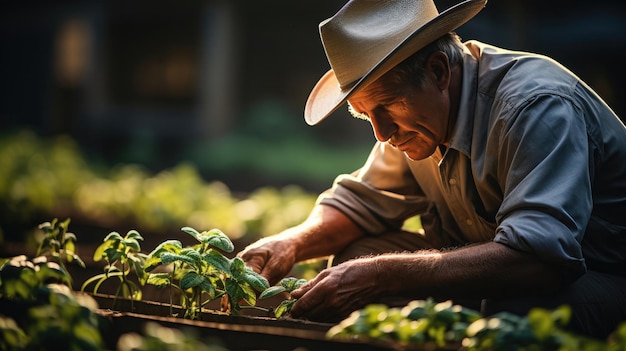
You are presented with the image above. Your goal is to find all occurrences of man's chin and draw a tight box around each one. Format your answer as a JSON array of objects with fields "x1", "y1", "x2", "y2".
[{"x1": 402, "y1": 147, "x2": 437, "y2": 161}]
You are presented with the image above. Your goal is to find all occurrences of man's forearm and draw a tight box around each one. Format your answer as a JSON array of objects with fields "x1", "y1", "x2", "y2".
[
  {"x1": 279, "y1": 204, "x2": 365, "y2": 262},
  {"x1": 375, "y1": 241, "x2": 572, "y2": 300}
]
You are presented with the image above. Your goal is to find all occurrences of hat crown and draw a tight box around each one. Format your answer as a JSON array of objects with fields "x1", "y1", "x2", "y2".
[{"x1": 320, "y1": 0, "x2": 440, "y2": 89}]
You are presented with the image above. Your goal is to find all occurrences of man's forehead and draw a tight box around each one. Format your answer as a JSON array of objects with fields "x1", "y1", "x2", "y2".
[{"x1": 348, "y1": 77, "x2": 401, "y2": 107}]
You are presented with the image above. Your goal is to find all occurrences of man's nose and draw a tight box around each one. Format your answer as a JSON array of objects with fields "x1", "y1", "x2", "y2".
[{"x1": 369, "y1": 114, "x2": 397, "y2": 142}]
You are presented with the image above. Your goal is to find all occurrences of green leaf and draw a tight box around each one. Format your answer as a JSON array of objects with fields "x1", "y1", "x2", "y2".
[
  {"x1": 243, "y1": 272, "x2": 269, "y2": 292},
  {"x1": 63, "y1": 240, "x2": 76, "y2": 259},
  {"x1": 280, "y1": 277, "x2": 307, "y2": 292},
  {"x1": 181, "y1": 226, "x2": 201, "y2": 241},
  {"x1": 180, "y1": 271, "x2": 205, "y2": 290},
  {"x1": 62, "y1": 232, "x2": 77, "y2": 244},
  {"x1": 131, "y1": 258, "x2": 148, "y2": 285},
  {"x1": 69, "y1": 253, "x2": 86, "y2": 268},
  {"x1": 161, "y1": 253, "x2": 196, "y2": 265},
  {"x1": 239, "y1": 282, "x2": 257, "y2": 306},
  {"x1": 259, "y1": 285, "x2": 286, "y2": 299},
  {"x1": 180, "y1": 248, "x2": 202, "y2": 264},
  {"x1": 147, "y1": 273, "x2": 171, "y2": 287},
  {"x1": 0, "y1": 316, "x2": 27, "y2": 348},
  {"x1": 203, "y1": 250, "x2": 232, "y2": 273},
  {"x1": 274, "y1": 299, "x2": 296, "y2": 318},
  {"x1": 229, "y1": 257, "x2": 245, "y2": 278},
  {"x1": 103, "y1": 231, "x2": 123, "y2": 242},
  {"x1": 103, "y1": 247, "x2": 123, "y2": 264},
  {"x1": 199, "y1": 280, "x2": 217, "y2": 299},
  {"x1": 203, "y1": 229, "x2": 234, "y2": 252},
  {"x1": 124, "y1": 230, "x2": 144, "y2": 241},
  {"x1": 145, "y1": 240, "x2": 182, "y2": 272},
  {"x1": 121, "y1": 238, "x2": 141, "y2": 252},
  {"x1": 93, "y1": 240, "x2": 118, "y2": 261},
  {"x1": 528, "y1": 308, "x2": 556, "y2": 340},
  {"x1": 36, "y1": 261, "x2": 71, "y2": 286}
]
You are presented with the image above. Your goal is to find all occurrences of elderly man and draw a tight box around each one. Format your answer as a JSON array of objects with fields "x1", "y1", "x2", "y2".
[{"x1": 238, "y1": 0, "x2": 626, "y2": 339}]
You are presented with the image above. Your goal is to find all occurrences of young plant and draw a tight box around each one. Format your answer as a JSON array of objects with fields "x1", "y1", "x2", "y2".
[
  {"x1": 259, "y1": 277, "x2": 307, "y2": 318},
  {"x1": 222, "y1": 256, "x2": 270, "y2": 315},
  {"x1": 0, "y1": 255, "x2": 104, "y2": 351},
  {"x1": 0, "y1": 255, "x2": 71, "y2": 300},
  {"x1": 144, "y1": 226, "x2": 269, "y2": 319},
  {"x1": 81, "y1": 229, "x2": 147, "y2": 304},
  {"x1": 144, "y1": 239, "x2": 183, "y2": 316},
  {"x1": 36, "y1": 218, "x2": 85, "y2": 283},
  {"x1": 327, "y1": 298, "x2": 481, "y2": 347}
]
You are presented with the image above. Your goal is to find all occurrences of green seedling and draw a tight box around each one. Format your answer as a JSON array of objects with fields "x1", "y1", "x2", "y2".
[
  {"x1": 0, "y1": 255, "x2": 71, "y2": 300},
  {"x1": 259, "y1": 277, "x2": 307, "y2": 318},
  {"x1": 326, "y1": 298, "x2": 626, "y2": 350},
  {"x1": 36, "y1": 218, "x2": 85, "y2": 283},
  {"x1": 0, "y1": 254, "x2": 104, "y2": 351},
  {"x1": 144, "y1": 239, "x2": 183, "y2": 316},
  {"x1": 327, "y1": 298, "x2": 481, "y2": 347},
  {"x1": 144, "y1": 226, "x2": 269, "y2": 319},
  {"x1": 81, "y1": 230, "x2": 147, "y2": 305},
  {"x1": 223, "y1": 256, "x2": 270, "y2": 315}
]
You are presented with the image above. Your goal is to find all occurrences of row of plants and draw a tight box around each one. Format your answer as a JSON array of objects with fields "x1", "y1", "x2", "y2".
[
  {"x1": 0, "y1": 129, "x2": 318, "y2": 244},
  {"x1": 32, "y1": 218, "x2": 303, "y2": 320},
  {"x1": 327, "y1": 299, "x2": 626, "y2": 351},
  {"x1": 3, "y1": 218, "x2": 626, "y2": 350},
  {"x1": 0, "y1": 253, "x2": 232, "y2": 351},
  {"x1": 328, "y1": 299, "x2": 626, "y2": 350},
  {"x1": 0, "y1": 218, "x2": 307, "y2": 350}
]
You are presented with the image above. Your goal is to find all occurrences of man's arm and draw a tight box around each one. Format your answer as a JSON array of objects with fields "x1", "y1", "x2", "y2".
[
  {"x1": 290, "y1": 241, "x2": 575, "y2": 321},
  {"x1": 380, "y1": 241, "x2": 574, "y2": 298},
  {"x1": 238, "y1": 204, "x2": 365, "y2": 285}
]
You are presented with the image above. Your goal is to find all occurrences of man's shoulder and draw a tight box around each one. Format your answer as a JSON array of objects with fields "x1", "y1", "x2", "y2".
[{"x1": 465, "y1": 40, "x2": 579, "y2": 110}]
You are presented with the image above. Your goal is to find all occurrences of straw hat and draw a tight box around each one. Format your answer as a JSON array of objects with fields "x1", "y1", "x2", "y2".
[{"x1": 304, "y1": 0, "x2": 487, "y2": 125}]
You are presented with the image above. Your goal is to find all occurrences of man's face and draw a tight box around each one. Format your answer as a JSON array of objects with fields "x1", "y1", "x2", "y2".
[{"x1": 347, "y1": 69, "x2": 451, "y2": 161}]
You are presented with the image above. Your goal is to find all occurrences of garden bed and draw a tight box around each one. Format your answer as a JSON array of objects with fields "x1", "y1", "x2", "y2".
[{"x1": 88, "y1": 292, "x2": 409, "y2": 351}]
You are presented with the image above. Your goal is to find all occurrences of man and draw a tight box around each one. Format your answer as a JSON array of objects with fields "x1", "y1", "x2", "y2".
[{"x1": 238, "y1": 0, "x2": 626, "y2": 339}]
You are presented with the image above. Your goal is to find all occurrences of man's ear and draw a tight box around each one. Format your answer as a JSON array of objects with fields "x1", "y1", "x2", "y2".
[{"x1": 427, "y1": 51, "x2": 451, "y2": 91}]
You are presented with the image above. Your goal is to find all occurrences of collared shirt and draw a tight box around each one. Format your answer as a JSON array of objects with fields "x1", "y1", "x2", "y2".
[{"x1": 319, "y1": 40, "x2": 626, "y2": 274}]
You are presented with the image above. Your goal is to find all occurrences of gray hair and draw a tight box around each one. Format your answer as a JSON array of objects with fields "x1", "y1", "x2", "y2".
[{"x1": 388, "y1": 32, "x2": 464, "y2": 88}]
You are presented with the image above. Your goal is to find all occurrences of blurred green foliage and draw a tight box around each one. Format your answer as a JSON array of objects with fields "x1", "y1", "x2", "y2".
[
  {"x1": 0, "y1": 130, "x2": 319, "y2": 242},
  {"x1": 0, "y1": 255, "x2": 105, "y2": 351},
  {"x1": 328, "y1": 299, "x2": 626, "y2": 351}
]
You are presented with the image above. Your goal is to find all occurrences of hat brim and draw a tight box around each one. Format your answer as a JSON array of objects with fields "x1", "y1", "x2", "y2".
[{"x1": 304, "y1": 0, "x2": 487, "y2": 125}]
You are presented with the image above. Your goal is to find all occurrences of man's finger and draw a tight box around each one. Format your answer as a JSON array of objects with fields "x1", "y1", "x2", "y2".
[{"x1": 243, "y1": 254, "x2": 266, "y2": 274}]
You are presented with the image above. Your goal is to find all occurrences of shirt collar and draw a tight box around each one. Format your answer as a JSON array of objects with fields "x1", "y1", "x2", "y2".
[{"x1": 447, "y1": 43, "x2": 479, "y2": 158}]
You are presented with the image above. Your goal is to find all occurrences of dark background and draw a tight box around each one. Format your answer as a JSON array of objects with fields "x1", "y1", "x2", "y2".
[{"x1": 1, "y1": 0, "x2": 625, "y2": 193}]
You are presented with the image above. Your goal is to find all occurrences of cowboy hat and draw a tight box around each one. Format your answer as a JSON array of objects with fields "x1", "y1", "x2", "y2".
[{"x1": 304, "y1": 0, "x2": 487, "y2": 125}]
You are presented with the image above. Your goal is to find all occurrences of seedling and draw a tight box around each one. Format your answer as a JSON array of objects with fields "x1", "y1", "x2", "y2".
[
  {"x1": 327, "y1": 298, "x2": 481, "y2": 347},
  {"x1": 81, "y1": 230, "x2": 147, "y2": 306},
  {"x1": 36, "y1": 218, "x2": 85, "y2": 283},
  {"x1": 0, "y1": 255, "x2": 71, "y2": 300},
  {"x1": 144, "y1": 226, "x2": 270, "y2": 319},
  {"x1": 259, "y1": 277, "x2": 307, "y2": 318},
  {"x1": 144, "y1": 239, "x2": 183, "y2": 316},
  {"x1": 0, "y1": 255, "x2": 104, "y2": 351}
]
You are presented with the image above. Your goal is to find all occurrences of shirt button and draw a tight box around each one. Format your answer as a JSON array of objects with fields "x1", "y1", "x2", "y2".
[
  {"x1": 449, "y1": 178, "x2": 457, "y2": 185},
  {"x1": 465, "y1": 219, "x2": 473, "y2": 226}
]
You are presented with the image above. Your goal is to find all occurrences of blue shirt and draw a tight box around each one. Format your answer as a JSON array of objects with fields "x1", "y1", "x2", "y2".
[{"x1": 319, "y1": 40, "x2": 626, "y2": 274}]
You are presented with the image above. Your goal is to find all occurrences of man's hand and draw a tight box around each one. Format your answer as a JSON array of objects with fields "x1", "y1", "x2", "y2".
[
  {"x1": 289, "y1": 257, "x2": 383, "y2": 322},
  {"x1": 237, "y1": 236, "x2": 297, "y2": 286},
  {"x1": 238, "y1": 204, "x2": 366, "y2": 286}
]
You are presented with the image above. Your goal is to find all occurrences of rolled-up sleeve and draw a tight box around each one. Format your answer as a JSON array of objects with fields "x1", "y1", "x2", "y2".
[{"x1": 319, "y1": 142, "x2": 431, "y2": 235}]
